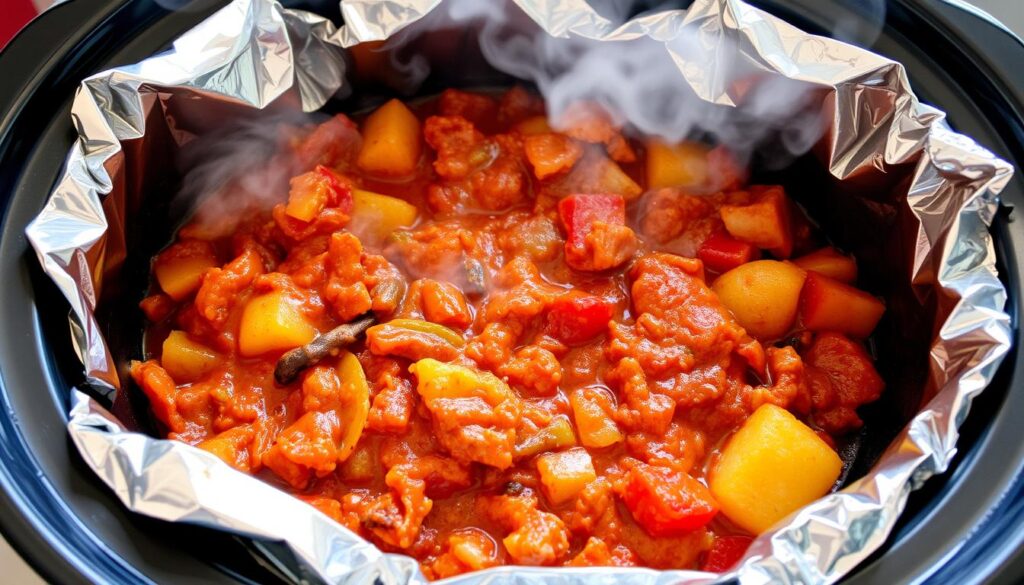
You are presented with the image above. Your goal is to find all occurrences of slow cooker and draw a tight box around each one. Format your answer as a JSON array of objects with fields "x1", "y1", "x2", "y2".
[{"x1": 0, "y1": 0, "x2": 1022, "y2": 583}]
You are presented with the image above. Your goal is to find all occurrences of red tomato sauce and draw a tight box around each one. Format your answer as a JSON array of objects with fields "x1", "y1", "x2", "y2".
[{"x1": 133, "y1": 88, "x2": 885, "y2": 578}]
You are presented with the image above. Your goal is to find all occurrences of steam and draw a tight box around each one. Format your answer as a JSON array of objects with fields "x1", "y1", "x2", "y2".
[
  {"x1": 173, "y1": 112, "x2": 325, "y2": 238},
  {"x1": 372, "y1": 0, "x2": 874, "y2": 167},
  {"x1": 831, "y1": 0, "x2": 887, "y2": 48}
]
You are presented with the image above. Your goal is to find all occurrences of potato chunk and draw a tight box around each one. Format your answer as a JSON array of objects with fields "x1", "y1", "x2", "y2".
[
  {"x1": 238, "y1": 292, "x2": 318, "y2": 357},
  {"x1": 720, "y1": 186, "x2": 793, "y2": 258},
  {"x1": 154, "y1": 240, "x2": 218, "y2": 301},
  {"x1": 161, "y1": 330, "x2": 219, "y2": 382},
  {"x1": 515, "y1": 115, "x2": 553, "y2": 135},
  {"x1": 800, "y1": 272, "x2": 885, "y2": 338},
  {"x1": 357, "y1": 98, "x2": 422, "y2": 176},
  {"x1": 793, "y1": 247, "x2": 857, "y2": 283},
  {"x1": 537, "y1": 448, "x2": 596, "y2": 504},
  {"x1": 351, "y1": 189, "x2": 418, "y2": 242},
  {"x1": 570, "y1": 387, "x2": 623, "y2": 448},
  {"x1": 710, "y1": 404, "x2": 842, "y2": 534},
  {"x1": 645, "y1": 140, "x2": 709, "y2": 190},
  {"x1": 711, "y1": 260, "x2": 806, "y2": 340}
]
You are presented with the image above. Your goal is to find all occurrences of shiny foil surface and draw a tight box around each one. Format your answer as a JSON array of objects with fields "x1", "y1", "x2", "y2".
[{"x1": 25, "y1": 0, "x2": 1014, "y2": 583}]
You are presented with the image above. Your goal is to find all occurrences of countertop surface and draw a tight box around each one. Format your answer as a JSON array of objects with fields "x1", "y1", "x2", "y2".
[{"x1": 0, "y1": 0, "x2": 1020, "y2": 583}]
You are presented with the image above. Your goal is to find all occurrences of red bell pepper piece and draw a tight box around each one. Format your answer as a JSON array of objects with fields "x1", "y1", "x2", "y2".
[
  {"x1": 621, "y1": 462, "x2": 719, "y2": 537},
  {"x1": 558, "y1": 193, "x2": 626, "y2": 247},
  {"x1": 702, "y1": 535, "x2": 754, "y2": 572},
  {"x1": 546, "y1": 295, "x2": 615, "y2": 344},
  {"x1": 698, "y1": 231, "x2": 760, "y2": 273}
]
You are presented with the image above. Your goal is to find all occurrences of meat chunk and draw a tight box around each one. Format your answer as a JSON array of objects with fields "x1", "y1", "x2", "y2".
[
  {"x1": 439, "y1": 89, "x2": 499, "y2": 131},
  {"x1": 410, "y1": 359, "x2": 523, "y2": 469},
  {"x1": 803, "y1": 332, "x2": 884, "y2": 434},
  {"x1": 607, "y1": 253, "x2": 755, "y2": 409},
  {"x1": 360, "y1": 455, "x2": 471, "y2": 549},
  {"x1": 194, "y1": 248, "x2": 264, "y2": 328},
  {"x1": 484, "y1": 492, "x2": 570, "y2": 566},
  {"x1": 324, "y1": 232, "x2": 373, "y2": 322}
]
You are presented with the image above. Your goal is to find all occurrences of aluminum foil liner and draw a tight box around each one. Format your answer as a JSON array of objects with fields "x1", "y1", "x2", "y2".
[{"x1": 25, "y1": 0, "x2": 1014, "y2": 583}]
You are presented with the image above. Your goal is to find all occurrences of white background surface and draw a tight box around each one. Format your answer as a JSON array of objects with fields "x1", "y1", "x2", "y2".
[{"x1": 0, "y1": 0, "x2": 1020, "y2": 583}]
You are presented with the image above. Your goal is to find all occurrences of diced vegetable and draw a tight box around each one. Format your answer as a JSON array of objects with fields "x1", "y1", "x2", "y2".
[
  {"x1": 645, "y1": 140, "x2": 709, "y2": 190},
  {"x1": 697, "y1": 231, "x2": 760, "y2": 273},
  {"x1": 357, "y1": 98, "x2": 422, "y2": 176},
  {"x1": 197, "y1": 426, "x2": 252, "y2": 471},
  {"x1": 537, "y1": 447, "x2": 597, "y2": 504},
  {"x1": 366, "y1": 318, "x2": 465, "y2": 362},
  {"x1": 284, "y1": 165, "x2": 352, "y2": 222},
  {"x1": 719, "y1": 186, "x2": 793, "y2": 258},
  {"x1": 351, "y1": 188, "x2": 418, "y2": 242},
  {"x1": 621, "y1": 462, "x2": 719, "y2": 536},
  {"x1": 563, "y1": 150, "x2": 643, "y2": 200},
  {"x1": 711, "y1": 260, "x2": 807, "y2": 339},
  {"x1": 710, "y1": 404, "x2": 842, "y2": 534},
  {"x1": 800, "y1": 272, "x2": 885, "y2": 338},
  {"x1": 154, "y1": 240, "x2": 219, "y2": 301},
  {"x1": 370, "y1": 318, "x2": 465, "y2": 347},
  {"x1": 448, "y1": 529, "x2": 498, "y2": 571},
  {"x1": 793, "y1": 247, "x2": 858, "y2": 284},
  {"x1": 411, "y1": 358, "x2": 512, "y2": 404},
  {"x1": 701, "y1": 535, "x2": 753, "y2": 572},
  {"x1": 335, "y1": 351, "x2": 370, "y2": 462},
  {"x1": 559, "y1": 193, "x2": 626, "y2": 248},
  {"x1": 590, "y1": 156, "x2": 642, "y2": 200},
  {"x1": 139, "y1": 293, "x2": 174, "y2": 322},
  {"x1": 570, "y1": 387, "x2": 623, "y2": 448},
  {"x1": 514, "y1": 415, "x2": 578, "y2": 459},
  {"x1": 546, "y1": 295, "x2": 614, "y2": 345},
  {"x1": 340, "y1": 443, "x2": 375, "y2": 481},
  {"x1": 515, "y1": 115, "x2": 553, "y2": 135},
  {"x1": 238, "y1": 292, "x2": 319, "y2": 357},
  {"x1": 524, "y1": 133, "x2": 584, "y2": 179},
  {"x1": 161, "y1": 330, "x2": 220, "y2": 382}
]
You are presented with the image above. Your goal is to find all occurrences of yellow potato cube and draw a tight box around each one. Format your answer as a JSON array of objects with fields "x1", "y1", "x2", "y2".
[
  {"x1": 514, "y1": 115, "x2": 553, "y2": 135},
  {"x1": 710, "y1": 404, "x2": 842, "y2": 534},
  {"x1": 238, "y1": 292, "x2": 318, "y2": 357},
  {"x1": 537, "y1": 447, "x2": 597, "y2": 504},
  {"x1": 161, "y1": 330, "x2": 220, "y2": 382},
  {"x1": 720, "y1": 186, "x2": 794, "y2": 258},
  {"x1": 645, "y1": 140, "x2": 709, "y2": 190},
  {"x1": 711, "y1": 260, "x2": 806, "y2": 340},
  {"x1": 409, "y1": 358, "x2": 512, "y2": 405},
  {"x1": 340, "y1": 444, "x2": 375, "y2": 482},
  {"x1": 335, "y1": 350, "x2": 370, "y2": 462},
  {"x1": 357, "y1": 98, "x2": 422, "y2": 176},
  {"x1": 153, "y1": 241, "x2": 218, "y2": 301},
  {"x1": 351, "y1": 189, "x2": 418, "y2": 242},
  {"x1": 570, "y1": 387, "x2": 623, "y2": 448}
]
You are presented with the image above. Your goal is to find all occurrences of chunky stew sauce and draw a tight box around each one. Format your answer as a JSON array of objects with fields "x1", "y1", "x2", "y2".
[{"x1": 134, "y1": 88, "x2": 886, "y2": 577}]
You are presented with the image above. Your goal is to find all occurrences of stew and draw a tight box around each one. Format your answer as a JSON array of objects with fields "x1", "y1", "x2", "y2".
[{"x1": 133, "y1": 87, "x2": 886, "y2": 577}]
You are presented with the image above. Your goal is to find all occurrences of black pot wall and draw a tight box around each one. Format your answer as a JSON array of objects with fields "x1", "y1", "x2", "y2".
[{"x1": 0, "y1": 1, "x2": 1022, "y2": 584}]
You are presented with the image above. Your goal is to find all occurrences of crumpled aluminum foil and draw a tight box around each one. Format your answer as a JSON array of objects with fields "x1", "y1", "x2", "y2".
[{"x1": 24, "y1": 0, "x2": 1014, "y2": 583}]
